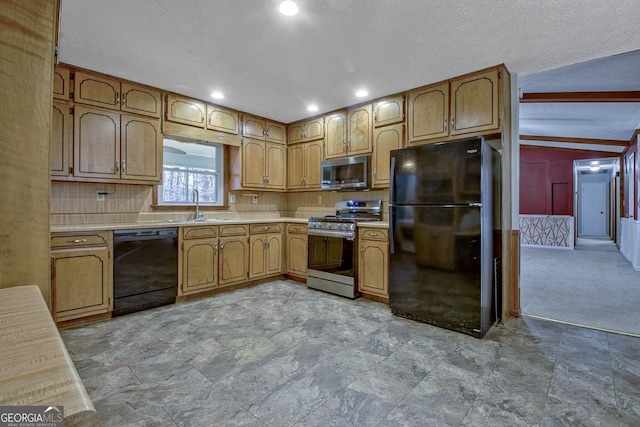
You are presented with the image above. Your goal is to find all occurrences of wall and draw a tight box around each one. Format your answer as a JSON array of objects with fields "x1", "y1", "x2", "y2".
[
  {"x1": 0, "y1": 1, "x2": 57, "y2": 305},
  {"x1": 520, "y1": 146, "x2": 619, "y2": 215}
]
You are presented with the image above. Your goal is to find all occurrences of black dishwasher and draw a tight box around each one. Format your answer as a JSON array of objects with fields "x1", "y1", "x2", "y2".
[{"x1": 113, "y1": 228, "x2": 178, "y2": 316}]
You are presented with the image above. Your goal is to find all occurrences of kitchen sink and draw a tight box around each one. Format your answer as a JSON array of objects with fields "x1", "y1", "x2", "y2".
[{"x1": 165, "y1": 218, "x2": 231, "y2": 223}]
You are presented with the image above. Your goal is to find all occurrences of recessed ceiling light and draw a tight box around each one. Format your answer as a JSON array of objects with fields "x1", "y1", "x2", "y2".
[
  {"x1": 307, "y1": 105, "x2": 318, "y2": 112},
  {"x1": 210, "y1": 92, "x2": 224, "y2": 99},
  {"x1": 279, "y1": 1, "x2": 298, "y2": 16},
  {"x1": 355, "y1": 89, "x2": 368, "y2": 97}
]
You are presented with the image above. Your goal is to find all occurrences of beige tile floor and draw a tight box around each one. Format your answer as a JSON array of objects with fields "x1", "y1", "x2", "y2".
[{"x1": 61, "y1": 280, "x2": 640, "y2": 426}]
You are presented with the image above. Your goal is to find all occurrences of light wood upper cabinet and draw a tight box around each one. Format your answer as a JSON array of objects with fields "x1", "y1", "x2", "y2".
[
  {"x1": 407, "y1": 82, "x2": 449, "y2": 143},
  {"x1": 373, "y1": 95, "x2": 404, "y2": 128},
  {"x1": 165, "y1": 94, "x2": 206, "y2": 127},
  {"x1": 120, "y1": 114, "x2": 162, "y2": 182},
  {"x1": 324, "y1": 110, "x2": 347, "y2": 159},
  {"x1": 372, "y1": 123, "x2": 404, "y2": 188},
  {"x1": 51, "y1": 231, "x2": 113, "y2": 322},
  {"x1": 287, "y1": 140, "x2": 323, "y2": 190},
  {"x1": 74, "y1": 106, "x2": 121, "y2": 180},
  {"x1": 51, "y1": 100, "x2": 71, "y2": 177},
  {"x1": 358, "y1": 228, "x2": 389, "y2": 299},
  {"x1": 347, "y1": 104, "x2": 373, "y2": 156},
  {"x1": 206, "y1": 104, "x2": 240, "y2": 135},
  {"x1": 241, "y1": 139, "x2": 286, "y2": 190},
  {"x1": 75, "y1": 71, "x2": 161, "y2": 118},
  {"x1": 450, "y1": 69, "x2": 500, "y2": 135},
  {"x1": 242, "y1": 114, "x2": 286, "y2": 144},
  {"x1": 287, "y1": 117, "x2": 324, "y2": 144},
  {"x1": 53, "y1": 66, "x2": 70, "y2": 100},
  {"x1": 408, "y1": 68, "x2": 501, "y2": 144},
  {"x1": 324, "y1": 106, "x2": 372, "y2": 159}
]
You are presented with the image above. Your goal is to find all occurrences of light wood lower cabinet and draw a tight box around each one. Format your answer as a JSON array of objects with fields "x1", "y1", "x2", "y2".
[
  {"x1": 180, "y1": 226, "x2": 218, "y2": 296},
  {"x1": 358, "y1": 228, "x2": 389, "y2": 299},
  {"x1": 50, "y1": 232, "x2": 113, "y2": 322},
  {"x1": 249, "y1": 223, "x2": 283, "y2": 279},
  {"x1": 286, "y1": 223, "x2": 308, "y2": 278},
  {"x1": 218, "y1": 225, "x2": 249, "y2": 287}
]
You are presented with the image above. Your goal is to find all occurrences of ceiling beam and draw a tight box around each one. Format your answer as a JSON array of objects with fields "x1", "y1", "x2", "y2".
[
  {"x1": 520, "y1": 135, "x2": 629, "y2": 147},
  {"x1": 520, "y1": 92, "x2": 640, "y2": 103}
]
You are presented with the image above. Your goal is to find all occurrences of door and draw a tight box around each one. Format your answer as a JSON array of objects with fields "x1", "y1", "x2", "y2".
[
  {"x1": 182, "y1": 239, "x2": 218, "y2": 293},
  {"x1": 120, "y1": 115, "x2": 162, "y2": 182},
  {"x1": 581, "y1": 181, "x2": 608, "y2": 236},
  {"x1": 74, "y1": 106, "x2": 120, "y2": 179},
  {"x1": 324, "y1": 112, "x2": 347, "y2": 159},
  {"x1": 372, "y1": 124, "x2": 403, "y2": 188}
]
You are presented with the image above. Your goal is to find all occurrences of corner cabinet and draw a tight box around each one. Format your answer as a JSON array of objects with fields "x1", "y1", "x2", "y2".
[
  {"x1": 407, "y1": 68, "x2": 500, "y2": 144},
  {"x1": 249, "y1": 224, "x2": 283, "y2": 279},
  {"x1": 51, "y1": 232, "x2": 113, "y2": 322},
  {"x1": 239, "y1": 138, "x2": 286, "y2": 190},
  {"x1": 180, "y1": 226, "x2": 219, "y2": 296},
  {"x1": 218, "y1": 225, "x2": 250, "y2": 287},
  {"x1": 358, "y1": 228, "x2": 389, "y2": 300},
  {"x1": 286, "y1": 223, "x2": 308, "y2": 279},
  {"x1": 287, "y1": 140, "x2": 323, "y2": 190}
]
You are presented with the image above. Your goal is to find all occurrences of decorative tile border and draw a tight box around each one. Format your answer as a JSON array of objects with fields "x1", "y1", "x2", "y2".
[{"x1": 520, "y1": 215, "x2": 574, "y2": 249}]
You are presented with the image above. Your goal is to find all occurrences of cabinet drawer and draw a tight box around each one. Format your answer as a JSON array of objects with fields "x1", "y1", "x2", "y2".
[
  {"x1": 287, "y1": 223, "x2": 308, "y2": 234},
  {"x1": 183, "y1": 226, "x2": 218, "y2": 240},
  {"x1": 359, "y1": 228, "x2": 388, "y2": 241},
  {"x1": 250, "y1": 223, "x2": 282, "y2": 234},
  {"x1": 219, "y1": 224, "x2": 248, "y2": 236},
  {"x1": 51, "y1": 232, "x2": 110, "y2": 249}
]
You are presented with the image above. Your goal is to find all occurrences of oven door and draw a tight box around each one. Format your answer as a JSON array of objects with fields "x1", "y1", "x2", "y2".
[{"x1": 306, "y1": 233, "x2": 358, "y2": 298}]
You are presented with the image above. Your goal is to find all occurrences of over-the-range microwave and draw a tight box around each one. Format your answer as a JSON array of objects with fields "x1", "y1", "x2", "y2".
[{"x1": 321, "y1": 155, "x2": 371, "y2": 191}]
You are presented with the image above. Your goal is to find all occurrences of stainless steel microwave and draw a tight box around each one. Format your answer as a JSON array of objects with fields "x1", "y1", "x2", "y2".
[{"x1": 321, "y1": 155, "x2": 371, "y2": 191}]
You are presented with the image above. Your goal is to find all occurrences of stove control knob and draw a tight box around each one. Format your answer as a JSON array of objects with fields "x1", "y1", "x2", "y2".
[{"x1": 325, "y1": 223, "x2": 332, "y2": 229}]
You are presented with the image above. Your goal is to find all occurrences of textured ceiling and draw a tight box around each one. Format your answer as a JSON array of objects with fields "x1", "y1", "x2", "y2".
[{"x1": 59, "y1": 0, "x2": 640, "y2": 137}]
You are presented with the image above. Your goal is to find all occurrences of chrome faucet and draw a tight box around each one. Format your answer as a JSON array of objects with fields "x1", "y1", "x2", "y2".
[{"x1": 193, "y1": 188, "x2": 202, "y2": 220}]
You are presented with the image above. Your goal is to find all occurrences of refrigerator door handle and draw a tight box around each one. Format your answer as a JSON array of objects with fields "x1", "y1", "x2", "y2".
[
  {"x1": 389, "y1": 206, "x2": 395, "y2": 254},
  {"x1": 389, "y1": 156, "x2": 396, "y2": 203}
]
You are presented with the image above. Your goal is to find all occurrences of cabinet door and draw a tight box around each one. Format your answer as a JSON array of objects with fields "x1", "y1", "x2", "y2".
[
  {"x1": 53, "y1": 66, "x2": 70, "y2": 100},
  {"x1": 288, "y1": 122, "x2": 305, "y2": 144},
  {"x1": 305, "y1": 117, "x2": 324, "y2": 141},
  {"x1": 450, "y1": 69, "x2": 499, "y2": 135},
  {"x1": 165, "y1": 94, "x2": 206, "y2": 128},
  {"x1": 206, "y1": 105, "x2": 239, "y2": 134},
  {"x1": 324, "y1": 111, "x2": 347, "y2": 159},
  {"x1": 286, "y1": 234, "x2": 307, "y2": 277},
  {"x1": 372, "y1": 124, "x2": 403, "y2": 188},
  {"x1": 304, "y1": 141, "x2": 323, "y2": 189},
  {"x1": 347, "y1": 104, "x2": 373, "y2": 155},
  {"x1": 373, "y1": 95, "x2": 404, "y2": 128},
  {"x1": 242, "y1": 139, "x2": 266, "y2": 188},
  {"x1": 74, "y1": 71, "x2": 121, "y2": 110},
  {"x1": 407, "y1": 82, "x2": 449, "y2": 143},
  {"x1": 120, "y1": 114, "x2": 162, "y2": 182},
  {"x1": 52, "y1": 247, "x2": 111, "y2": 321},
  {"x1": 51, "y1": 101, "x2": 71, "y2": 177},
  {"x1": 265, "y1": 121, "x2": 286, "y2": 144},
  {"x1": 74, "y1": 106, "x2": 121, "y2": 179},
  {"x1": 287, "y1": 145, "x2": 305, "y2": 190},
  {"x1": 358, "y1": 240, "x2": 388, "y2": 297},
  {"x1": 121, "y1": 83, "x2": 161, "y2": 118},
  {"x1": 266, "y1": 234, "x2": 283, "y2": 275},
  {"x1": 249, "y1": 235, "x2": 267, "y2": 279},
  {"x1": 242, "y1": 115, "x2": 266, "y2": 140},
  {"x1": 265, "y1": 143, "x2": 286, "y2": 189},
  {"x1": 182, "y1": 238, "x2": 218, "y2": 294},
  {"x1": 219, "y1": 236, "x2": 249, "y2": 286}
]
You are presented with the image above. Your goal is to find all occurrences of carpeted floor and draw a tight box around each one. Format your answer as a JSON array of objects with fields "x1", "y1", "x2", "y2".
[{"x1": 520, "y1": 239, "x2": 640, "y2": 337}]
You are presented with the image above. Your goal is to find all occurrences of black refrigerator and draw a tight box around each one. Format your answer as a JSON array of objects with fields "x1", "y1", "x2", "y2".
[{"x1": 389, "y1": 137, "x2": 501, "y2": 338}]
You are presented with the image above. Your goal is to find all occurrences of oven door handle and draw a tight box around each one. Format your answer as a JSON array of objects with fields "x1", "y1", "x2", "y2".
[{"x1": 308, "y1": 229, "x2": 355, "y2": 239}]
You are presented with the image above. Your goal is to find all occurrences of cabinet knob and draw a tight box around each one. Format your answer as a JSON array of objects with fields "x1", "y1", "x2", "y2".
[
  {"x1": 451, "y1": 116, "x2": 455, "y2": 130},
  {"x1": 443, "y1": 118, "x2": 447, "y2": 131}
]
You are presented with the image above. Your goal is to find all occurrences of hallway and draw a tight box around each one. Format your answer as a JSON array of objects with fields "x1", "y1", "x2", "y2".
[{"x1": 520, "y1": 239, "x2": 640, "y2": 337}]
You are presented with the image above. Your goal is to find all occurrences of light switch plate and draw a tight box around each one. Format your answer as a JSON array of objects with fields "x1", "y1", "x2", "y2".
[
  {"x1": 229, "y1": 193, "x2": 236, "y2": 204},
  {"x1": 317, "y1": 195, "x2": 322, "y2": 204}
]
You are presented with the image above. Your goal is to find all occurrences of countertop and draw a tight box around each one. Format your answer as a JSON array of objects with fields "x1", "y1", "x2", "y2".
[{"x1": 51, "y1": 218, "x2": 389, "y2": 233}]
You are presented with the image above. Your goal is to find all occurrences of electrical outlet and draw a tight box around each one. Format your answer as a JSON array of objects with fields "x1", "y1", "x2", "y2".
[
  {"x1": 229, "y1": 193, "x2": 236, "y2": 204},
  {"x1": 252, "y1": 195, "x2": 258, "y2": 204},
  {"x1": 96, "y1": 190, "x2": 105, "y2": 202},
  {"x1": 317, "y1": 195, "x2": 322, "y2": 204}
]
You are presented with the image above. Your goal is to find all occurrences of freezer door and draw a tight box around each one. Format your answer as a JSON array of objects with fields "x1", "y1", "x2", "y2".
[
  {"x1": 390, "y1": 138, "x2": 483, "y2": 205},
  {"x1": 389, "y1": 205, "x2": 494, "y2": 337}
]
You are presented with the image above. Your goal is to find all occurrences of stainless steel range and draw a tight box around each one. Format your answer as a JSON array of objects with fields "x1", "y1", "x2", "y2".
[{"x1": 307, "y1": 200, "x2": 382, "y2": 299}]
